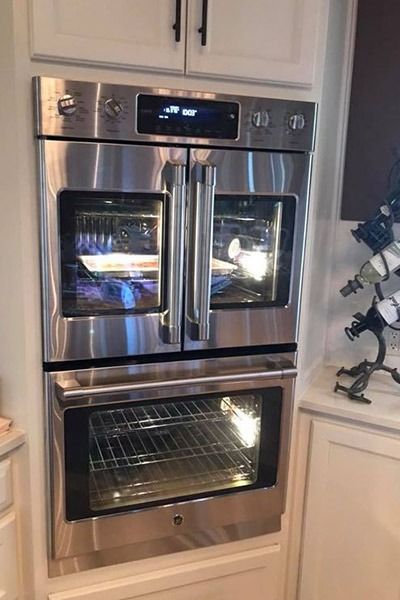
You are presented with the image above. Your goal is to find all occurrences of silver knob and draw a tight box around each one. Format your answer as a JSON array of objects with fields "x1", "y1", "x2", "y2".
[
  {"x1": 252, "y1": 110, "x2": 269, "y2": 128},
  {"x1": 57, "y1": 94, "x2": 77, "y2": 116},
  {"x1": 288, "y1": 113, "x2": 306, "y2": 131},
  {"x1": 104, "y1": 98, "x2": 123, "y2": 118}
]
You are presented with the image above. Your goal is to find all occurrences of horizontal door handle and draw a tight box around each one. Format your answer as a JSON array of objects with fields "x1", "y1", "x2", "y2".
[{"x1": 56, "y1": 367, "x2": 297, "y2": 401}]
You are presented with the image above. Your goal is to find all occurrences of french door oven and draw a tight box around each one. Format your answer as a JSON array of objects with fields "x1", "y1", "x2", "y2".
[
  {"x1": 41, "y1": 140, "x2": 311, "y2": 362},
  {"x1": 36, "y1": 78, "x2": 316, "y2": 575}
]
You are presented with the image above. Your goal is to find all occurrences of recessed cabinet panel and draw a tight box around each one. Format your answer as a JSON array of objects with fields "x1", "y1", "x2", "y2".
[
  {"x1": 186, "y1": 0, "x2": 320, "y2": 86},
  {"x1": 299, "y1": 420, "x2": 400, "y2": 600},
  {"x1": 48, "y1": 545, "x2": 280, "y2": 600},
  {"x1": 30, "y1": 0, "x2": 186, "y2": 72},
  {"x1": 0, "y1": 459, "x2": 12, "y2": 513},
  {"x1": 0, "y1": 512, "x2": 18, "y2": 600}
]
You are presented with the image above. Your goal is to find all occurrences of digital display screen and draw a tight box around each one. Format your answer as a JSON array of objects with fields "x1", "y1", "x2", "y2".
[{"x1": 137, "y1": 94, "x2": 239, "y2": 139}]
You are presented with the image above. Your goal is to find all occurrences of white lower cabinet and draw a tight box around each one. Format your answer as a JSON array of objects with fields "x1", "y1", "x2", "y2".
[
  {"x1": 0, "y1": 511, "x2": 19, "y2": 600},
  {"x1": 49, "y1": 545, "x2": 280, "y2": 600},
  {"x1": 299, "y1": 419, "x2": 400, "y2": 600}
]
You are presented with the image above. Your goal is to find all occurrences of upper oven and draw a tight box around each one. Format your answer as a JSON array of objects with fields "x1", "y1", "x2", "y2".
[{"x1": 35, "y1": 78, "x2": 316, "y2": 363}]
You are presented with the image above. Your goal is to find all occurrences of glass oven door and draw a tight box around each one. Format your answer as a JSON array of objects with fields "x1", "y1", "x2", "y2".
[
  {"x1": 40, "y1": 140, "x2": 187, "y2": 362},
  {"x1": 185, "y1": 149, "x2": 312, "y2": 350},
  {"x1": 64, "y1": 388, "x2": 282, "y2": 520}
]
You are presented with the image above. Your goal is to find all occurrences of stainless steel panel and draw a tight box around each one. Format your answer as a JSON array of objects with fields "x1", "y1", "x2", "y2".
[
  {"x1": 34, "y1": 77, "x2": 317, "y2": 152},
  {"x1": 48, "y1": 518, "x2": 280, "y2": 576},
  {"x1": 47, "y1": 354, "x2": 295, "y2": 573},
  {"x1": 39, "y1": 139, "x2": 187, "y2": 361},
  {"x1": 184, "y1": 149, "x2": 312, "y2": 351}
]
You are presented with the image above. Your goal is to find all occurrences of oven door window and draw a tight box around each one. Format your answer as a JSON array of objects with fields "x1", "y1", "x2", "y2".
[
  {"x1": 211, "y1": 195, "x2": 296, "y2": 308},
  {"x1": 59, "y1": 191, "x2": 164, "y2": 316},
  {"x1": 64, "y1": 388, "x2": 282, "y2": 520}
]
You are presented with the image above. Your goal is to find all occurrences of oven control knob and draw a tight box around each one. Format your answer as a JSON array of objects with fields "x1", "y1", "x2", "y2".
[
  {"x1": 104, "y1": 98, "x2": 123, "y2": 118},
  {"x1": 288, "y1": 113, "x2": 306, "y2": 131},
  {"x1": 252, "y1": 110, "x2": 269, "y2": 128},
  {"x1": 57, "y1": 94, "x2": 77, "y2": 116}
]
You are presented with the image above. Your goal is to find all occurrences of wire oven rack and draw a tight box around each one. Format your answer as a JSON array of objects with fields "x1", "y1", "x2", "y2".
[{"x1": 89, "y1": 398, "x2": 260, "y2": 509}]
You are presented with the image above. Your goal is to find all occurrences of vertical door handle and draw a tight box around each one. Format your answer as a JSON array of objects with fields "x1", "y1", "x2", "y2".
[
  {"x1": 161, "y1": 161, "x2": 186, "y2": 344},
  {"x1": 172, "y1": 0, "x2": 182, "y2": 42},
  {"x1": 187, "y1": 161, "x2": 216, "y2": 341},
  {"x1": 198, "y1": 0, "x2": 209, "y2": 46}
]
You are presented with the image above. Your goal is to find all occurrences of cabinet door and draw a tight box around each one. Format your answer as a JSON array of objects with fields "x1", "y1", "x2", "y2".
[
  {"x1": 30, "y1": 0, "x2": 186, "y2": 73},
  {"x1": 299, "y1": 420, "x2": 400, "y2": 600},
  {"x1": 0, "y1": 512, "x2": 18, "y2": 600},
  {"x1": 186, "y1": 0, "x2": 320, "y2": 86},
  {"x1": 48, "y1": 546, "x2": 280, "y2": 600}
]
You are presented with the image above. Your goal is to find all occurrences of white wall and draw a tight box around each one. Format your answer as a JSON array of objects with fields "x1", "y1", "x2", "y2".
[{"x1": 296, "y1": 0, "x2": 357, "y2": 394}]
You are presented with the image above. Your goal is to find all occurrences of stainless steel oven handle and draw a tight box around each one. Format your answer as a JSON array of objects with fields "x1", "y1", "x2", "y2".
[
  {"x1": 55, "y1": 367, "x2": 297, "y2": 401},
  {"x1": 187, "y1": 161, "x2": 216, "y2": 340},
  {"x1": 161, "y1": 161, "x2": 186, "y2": 344}
]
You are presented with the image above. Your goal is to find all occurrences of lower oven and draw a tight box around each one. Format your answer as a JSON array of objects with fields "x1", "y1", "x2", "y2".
[{"x1": 46, "y1": 353, "x2": 296, "y2": 575}]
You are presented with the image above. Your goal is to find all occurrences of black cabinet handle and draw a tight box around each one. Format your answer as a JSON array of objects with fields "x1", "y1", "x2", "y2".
[
  {"x1": 198, "y1": 0, "x2": 209, "y2": 46},
  {"x1": 172, "y1": 0, "x2": 182, "y2": 42}
]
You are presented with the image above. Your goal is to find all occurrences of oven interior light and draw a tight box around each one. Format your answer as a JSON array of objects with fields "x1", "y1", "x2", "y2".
[
  {"x1": 221, "y1": 397, "x2": 258, "y2": 448},
  {"x1": 237, "y1": 251, "x2": 268, "y2": 281}
]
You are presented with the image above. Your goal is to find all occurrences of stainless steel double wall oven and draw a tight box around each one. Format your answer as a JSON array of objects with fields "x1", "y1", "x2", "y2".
[{"x1": 34, "y1": 77, "x2": 316, "y2": 574}]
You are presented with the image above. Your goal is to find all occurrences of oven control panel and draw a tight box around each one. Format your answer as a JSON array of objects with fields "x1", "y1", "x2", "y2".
[{"x1": 34, "y1": 77, "x2": 317, "y2": 152}]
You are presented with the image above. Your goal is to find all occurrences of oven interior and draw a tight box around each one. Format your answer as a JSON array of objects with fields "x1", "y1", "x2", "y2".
[
  {"x1": 64, "y1": 387, "x2": 283, "y2": 520},
  {"x1": 58, "y1": 189, "x2": 296, "y2": 318}
]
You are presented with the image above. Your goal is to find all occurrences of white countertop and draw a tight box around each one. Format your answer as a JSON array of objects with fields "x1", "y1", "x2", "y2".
[
  {"x1": 299, "y1": 366, "x2": 400, "y2": 431},
  {"x1": 0, "y1": 428, "x2": 26, "y2": 458}
]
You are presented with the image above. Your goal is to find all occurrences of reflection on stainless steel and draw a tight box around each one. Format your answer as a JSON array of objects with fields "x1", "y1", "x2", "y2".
[
  {"x1": 88, "y1": 395, "x2": 260, "y2": 510},
  {"x1": 48, "y1": 354, "x2": 295, "y2": 574}
]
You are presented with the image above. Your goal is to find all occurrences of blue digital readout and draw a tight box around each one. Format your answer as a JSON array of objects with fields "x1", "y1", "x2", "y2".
[
  {"x1": 137, "y1": 94, "x2": 239, "y2": 139},
  {"x1": 160, "y1": 105, "x2": 198, "y2": 119}
]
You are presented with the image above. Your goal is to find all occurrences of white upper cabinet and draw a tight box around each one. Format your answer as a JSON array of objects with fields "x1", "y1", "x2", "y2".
[
  {"x1": 186, "y1": 0, "x2": 321, "y2": 86},
  {"x1": 29, "y1": 0, "x2": 321, "y2": 87},
  {"x1": 30, "y1": 0, "x2": 186, "y2": 73}
]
